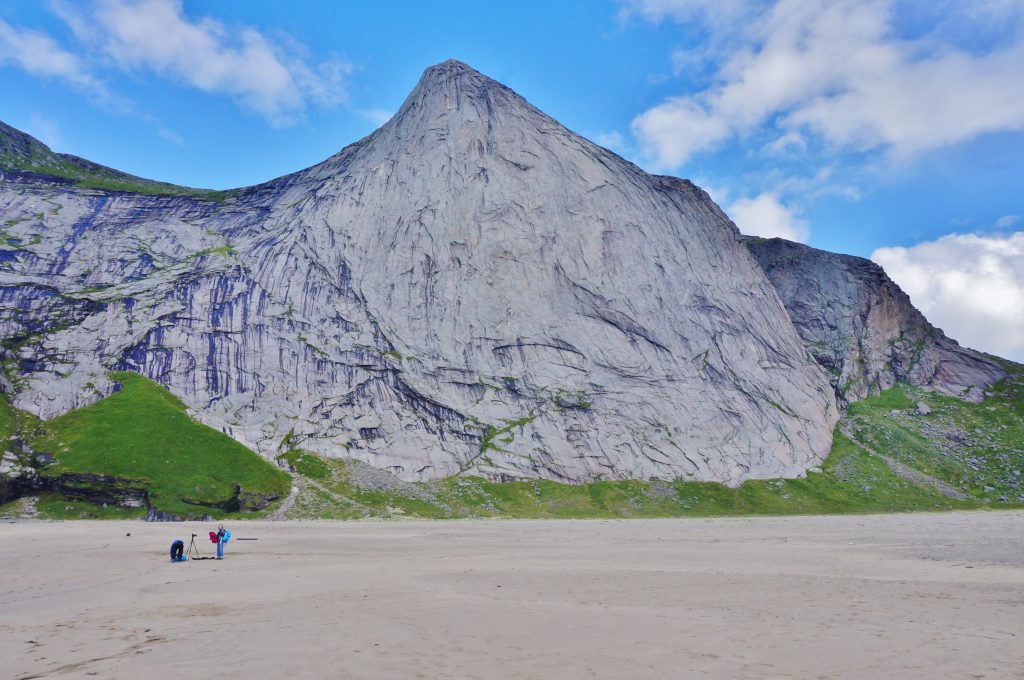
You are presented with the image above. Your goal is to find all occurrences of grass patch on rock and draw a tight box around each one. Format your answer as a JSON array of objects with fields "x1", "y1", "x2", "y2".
[
  {"x1": 279, "y1": 371, "x2": 1022, "y2": 519},
  {"x1": 277, "y1": 448, "x2": 331, "y2": 479},
  {"x1": 0, "y1": 392, "x2": 14, "y2": 443},
  {"x1": 845, "y1": 372, "x2": 1024, "y2": 504},
  {"x1": 4, "y1": 367, "x2": 1019, "y2": 521}
]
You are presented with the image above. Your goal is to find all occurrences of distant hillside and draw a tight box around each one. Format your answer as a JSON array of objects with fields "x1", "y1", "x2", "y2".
[
  {"x1": 2, "y1": 357, "x2": 1020, "y2": 521},
  {"x1": 0, "y1": 120, "x2": 228, "y2": 199}
]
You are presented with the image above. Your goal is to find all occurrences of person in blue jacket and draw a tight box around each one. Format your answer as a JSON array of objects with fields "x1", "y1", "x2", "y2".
[{"x1": 216, "y1": 524, "x2": 230, "y2": 559}]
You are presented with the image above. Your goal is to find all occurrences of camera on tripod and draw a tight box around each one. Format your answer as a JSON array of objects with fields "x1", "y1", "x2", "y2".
[{"x1": 184, "y1": 533, "x2": 203, "y2": 560}]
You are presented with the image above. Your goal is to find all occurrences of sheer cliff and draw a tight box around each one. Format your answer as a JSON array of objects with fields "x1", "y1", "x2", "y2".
[{"x1": 7, "y1": 59, "x2": 968, "y2": 486}]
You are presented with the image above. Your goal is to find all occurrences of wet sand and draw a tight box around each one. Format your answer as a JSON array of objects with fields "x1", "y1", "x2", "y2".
[{"x1": 1, "y1": 512, "x2": 1022, "y2": 679}]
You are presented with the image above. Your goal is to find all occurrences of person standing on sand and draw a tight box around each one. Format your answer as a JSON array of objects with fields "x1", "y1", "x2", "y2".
[{"x1": 216, "y1": 523, "x2": 230, "y2": 559}]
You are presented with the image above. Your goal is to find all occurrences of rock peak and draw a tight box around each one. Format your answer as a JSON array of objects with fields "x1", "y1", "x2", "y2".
[
  {"x1": 429, "y1": 58, "x2": 475, "y2": 71},
  {"x1": 386, "y1": 58, "x2": 545, "y2": 135},
  {"x1": 0, "y1": 60, "x2": 861, "y2": 488},
  {"x1": 410, "y1": 59, "x2": 502, "y2": 99},
  {"x1": 420, "y1": 59, "x2": 483, "y2": 82}
]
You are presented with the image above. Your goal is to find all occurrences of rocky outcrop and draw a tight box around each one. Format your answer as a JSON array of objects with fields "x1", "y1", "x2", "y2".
[
  {"x1": 34, "y1": 471, "x2": 149, "y2": 508},
  {"x1": 0, "y1": 452, "x2": 148, "y2": 509},
  {"x1": 181, "y1": 485, "x2": 280, "y2": 513},
  {"x1": 742, "y1": 236, "x2": 1006, "y2": 402},
  {"x1": 0, "y1": 60, "x2": 842, "y2": 485}
]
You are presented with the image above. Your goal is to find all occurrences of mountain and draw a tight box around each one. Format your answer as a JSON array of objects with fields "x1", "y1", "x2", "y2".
[
  {"x1": 742, "y1": 236, "x2": 1005, "y2": 403},
  {"x1": 0, "y1": 60, "x2": 1008, "y2": 490}
]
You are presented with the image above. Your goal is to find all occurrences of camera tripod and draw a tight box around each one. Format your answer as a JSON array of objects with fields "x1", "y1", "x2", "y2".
[{"x1": 186, "y1": 533, "x2": 202, "y2": 560}]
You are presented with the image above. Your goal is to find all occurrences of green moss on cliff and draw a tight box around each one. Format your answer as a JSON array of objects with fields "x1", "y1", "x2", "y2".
[
  {"x1": 845, "y1": 372, "x2": 1024, "y2": 502},
  {"x1": 0, "y1": 393, "x2": 14, "y2": 445}
]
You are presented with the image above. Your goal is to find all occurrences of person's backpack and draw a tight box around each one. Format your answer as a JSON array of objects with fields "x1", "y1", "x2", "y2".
[
  {"x1": 209, "y1": 531, "x2": 218, "y2": 544},
  {"x1": 223, "y1": 530, "x2": 231, "y2": 542}
]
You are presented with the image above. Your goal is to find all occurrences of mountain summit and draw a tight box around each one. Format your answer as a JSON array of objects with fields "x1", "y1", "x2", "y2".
[{"x1": 0, "y1": 61, "x2": 1006, "y2": 485}]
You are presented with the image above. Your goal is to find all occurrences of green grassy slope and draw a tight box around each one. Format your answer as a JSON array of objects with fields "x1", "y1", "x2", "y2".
[
  {"x1": 0, "y1": 392, "x2": 14, "y2": 443},
  {"x1": 23, "y1": 372, "x2": 289, "y2": 517},
  {"x1": 278, "y1": 436, "x2": 981, "y2": 521},
  {"x1": 844, "y1": 374, "x2": 1024, "y2": 503}
]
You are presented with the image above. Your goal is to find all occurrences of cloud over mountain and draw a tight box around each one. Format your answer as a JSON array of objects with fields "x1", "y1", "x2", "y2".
[
  {"x1": 872, "y1": 232, "x2": 1024, "y2": 362},
  {"x1": 726, "y1": 192, "x2": 809, "y2": 242},
  {"x1": 0, "y1": 18, "x2": 108, "y2": 100},
  {"x1": 625, "y1": 0, "x2": 1024, "y2": 169},
  {"x1": 2, "y1": 0, "x2": 351, "y2": 126}
]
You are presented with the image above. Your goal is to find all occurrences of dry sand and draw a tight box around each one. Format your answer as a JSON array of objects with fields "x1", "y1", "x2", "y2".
[{"x1": 1, "y1": 512, "x2": 1022, "y2": 679}]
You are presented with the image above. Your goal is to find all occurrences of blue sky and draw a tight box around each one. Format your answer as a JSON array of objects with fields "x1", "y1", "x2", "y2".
[{"x1": 1, "y1": 1, "x2": 1022, "y2": 360}]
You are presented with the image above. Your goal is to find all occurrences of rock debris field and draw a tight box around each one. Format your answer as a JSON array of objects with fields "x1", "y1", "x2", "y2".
[{"x1": 2, "y1": 513, "x2": 1022, "y2": 679}]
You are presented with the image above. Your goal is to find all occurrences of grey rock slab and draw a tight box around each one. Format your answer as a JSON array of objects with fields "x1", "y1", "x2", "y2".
[{"x1": 1, "y1": 61, "x2": 846, "y2": 484}]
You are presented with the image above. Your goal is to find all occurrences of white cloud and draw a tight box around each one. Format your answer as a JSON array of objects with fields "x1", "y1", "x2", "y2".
[
  {"x1": 54, "y1": 0, "x2": 351, "y2": 126},
  {"x1": 996, "y1": 214, "x2": 1021, "y2": 229},
  {"x1": 25, "y1": 113, "x2": 63, "y2": 149},
  {"x1": 627, "y1": 0, "x2": 1024, "y2": 169},
  {"x1": 358, "y1": 108, "x2": 394, "y2": 127},
  {"x1": 727, "y1": 192, "x2": 809, "y2": 242},
  {"x1": 594, "y1": 130, "x2": 627, "y2": 154},
  {"x1": 619, "y1": 0, "x2": 760, "y2": 32},
  {"x1": 630, "y1": 97, "x2": 731, "y2": 168},
  {"x1": 872, "y1": 232, "x2": 1024, "y2": 362},
  {"x1": 0, "y1": 18, "x2": 108, "y2": 99},
  {"x1": 763, "y1": 130, "x2": 806, "y2": 155},
  {"x1": 763, "y1": 166, "x2": 862, "y2": 202},
  {"x1": 157, "y1": 127, "x2": 185, "y2": 146}
]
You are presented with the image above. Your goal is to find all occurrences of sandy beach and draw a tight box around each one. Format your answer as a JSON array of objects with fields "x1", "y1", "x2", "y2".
[{"x1": 1, "y1": 512, "x2": 1022, "y2": 679}]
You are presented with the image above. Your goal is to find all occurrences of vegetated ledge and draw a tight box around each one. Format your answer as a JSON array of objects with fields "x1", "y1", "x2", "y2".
[
  {"x1": 0, "y1": 163, "x2": 234, "y2": 202},
  {"x1": 269, "y1": 372, "x2": 1023, "y2": 520}
]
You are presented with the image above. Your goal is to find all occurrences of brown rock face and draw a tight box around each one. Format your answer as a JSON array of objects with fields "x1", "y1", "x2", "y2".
[{"x1": 742, "y1": 236, "x2": 1007, "y2": 403}]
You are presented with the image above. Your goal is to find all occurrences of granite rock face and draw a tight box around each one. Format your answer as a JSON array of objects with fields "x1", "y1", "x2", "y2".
[
  {"x1": 742, "y1": 236, "x2": 1006, "y2": 403},
  {"x1": 1, "y1": 61, "x2": 845, "y2": 484}
]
